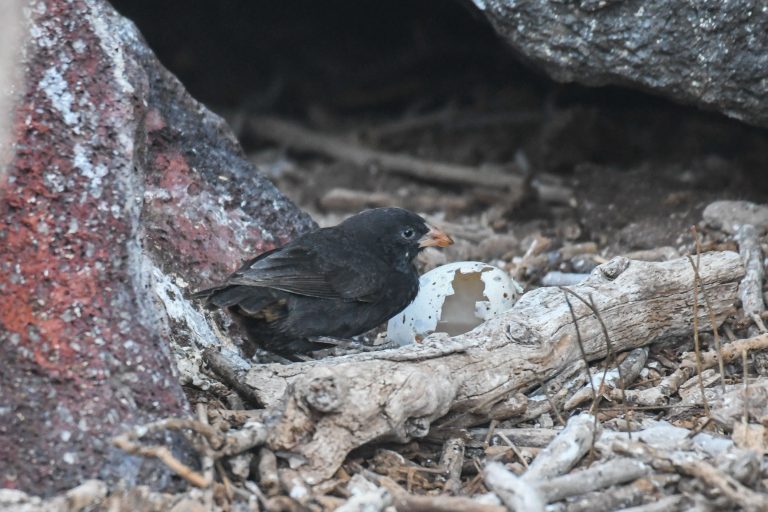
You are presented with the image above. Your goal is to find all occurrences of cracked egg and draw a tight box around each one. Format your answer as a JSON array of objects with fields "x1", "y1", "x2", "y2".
[{"x1": 387, "y1": 261, "x2": 522, "y2": 345}]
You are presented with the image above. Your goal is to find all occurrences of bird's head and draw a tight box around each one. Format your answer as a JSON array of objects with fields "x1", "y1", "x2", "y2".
[{"x1": 339, "y1": 207, "x2": 453, "y2": 269}]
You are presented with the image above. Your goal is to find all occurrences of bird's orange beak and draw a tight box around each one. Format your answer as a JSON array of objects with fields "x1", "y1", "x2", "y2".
[{"x1": 418, "y1": 224, "x2": 454, "y2": 248}]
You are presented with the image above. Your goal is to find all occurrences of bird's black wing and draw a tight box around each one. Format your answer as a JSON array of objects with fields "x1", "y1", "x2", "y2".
[{"x1": 227, "y1": 233, "x2": 387, "y2": 303}]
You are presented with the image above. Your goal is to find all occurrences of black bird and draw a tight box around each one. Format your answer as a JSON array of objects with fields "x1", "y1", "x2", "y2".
[{"x1": 193, "y1": 207, "x2": 453, "y2": 357}]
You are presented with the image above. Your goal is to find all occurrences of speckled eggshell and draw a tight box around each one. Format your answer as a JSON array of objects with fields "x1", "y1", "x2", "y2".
[{"x1": 386, "y1": 261, "x2": 521, "y2": 346}]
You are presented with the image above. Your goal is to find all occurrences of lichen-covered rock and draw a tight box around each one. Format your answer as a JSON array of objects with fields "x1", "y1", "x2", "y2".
[
  {"x1": 474, "y1": 0, "x2": 768, "y2": 127},
  {"x1": 0, "y1": 0, "x2": 313, "y2": 496}
]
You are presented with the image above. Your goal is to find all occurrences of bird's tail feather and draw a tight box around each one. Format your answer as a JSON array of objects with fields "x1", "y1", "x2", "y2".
[{"x1": 191, "y1": 285, "x2": 260, "y2": 309}]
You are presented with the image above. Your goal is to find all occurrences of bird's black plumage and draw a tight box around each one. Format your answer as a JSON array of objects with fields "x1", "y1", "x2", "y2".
[{"x1": 193, "y1": 207, "x2": 452, "y2": 357}]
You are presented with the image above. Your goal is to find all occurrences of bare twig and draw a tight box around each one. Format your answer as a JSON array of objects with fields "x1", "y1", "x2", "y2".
[
  {"x1": 563, "y1": 291, "x2": 597, "y2": 408},
  {"x1": 615, "y1": 495, "x2": 686, "y2": 512},
  {"x1": 497, "y1": 431, "x2": 529, "y2": 470},
  {"x1": 524, "y1": 414, "x2": 598, "y2": 482},
  {"x1": 613, "y1": 441, "x2": 768, "y2": 511},
  {"x1": 196, "y1": 404, "x2": 214, "y2": 485},
  {"x1": 112, "y1": 436, "x2": 210, "y2": 488},
  {"x1": 693, "y1": 227, "x2": 726, "y2": 393},
  {"x1": 687, "y1": 253, "x2": 711, "y2": 416},
  {"x1": 258, "y1": 447, "x2": 280, "y2": 496},
  {"x1": 367, "y1": 471, "x2": 506, "y2": 512},
  {"x1": 735, "y1": 224, "x2": 766, "y2": 320},
  {"x1": 438, "y1": 437, "x2": 466, "y2": 494},
  {"x1": 202, "y1": 347, "x2": 263, "y2": 406},
  {"x1": 248, "y1": 116, "x2": 525, "y2": 190},
  {"x1": 743, "y1": 349, "x2": 749, "y2": 428},
  {"x1": 535, "y1": 457, "x2": 650, "y2": 503},
  {"x1": 485, "y1": 462, "x2": 544, "y2": 512}
]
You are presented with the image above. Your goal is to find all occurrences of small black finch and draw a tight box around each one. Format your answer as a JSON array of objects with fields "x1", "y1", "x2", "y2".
[{"x1": 193, "y1": 207, "x2": 453, "y2": 357}]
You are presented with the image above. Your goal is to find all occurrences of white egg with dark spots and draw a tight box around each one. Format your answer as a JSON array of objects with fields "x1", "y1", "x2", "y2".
[{"x1": 387, "y1": 261, "x2": 522, "y2": 345}]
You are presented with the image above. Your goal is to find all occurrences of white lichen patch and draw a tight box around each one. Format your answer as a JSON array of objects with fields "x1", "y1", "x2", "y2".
[
  {"x1": 145, "y1": 258, "x2": 235, "y2": 389},
  {"x1": 85, "y1": 0, "x2": 135, "y2": 96},
  {"x1": 39, "y1": 65, "x2": 78, "y2": 127},
  {"x1": 73, "y1": 144, "x2": 108, "y2": 198}
]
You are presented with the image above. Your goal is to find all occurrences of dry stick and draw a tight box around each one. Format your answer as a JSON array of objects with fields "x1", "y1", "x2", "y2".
[
  {"x1": 523, "y1": 413, "x2": 598, "y2": 482},
  {"x1": 588, "y1": 293, "x2": 631, "y2": 434},
  {"x1": 497, "y1": 431, "x2": 530, "y2": 469},
  {"x1": 566, "y1": 348, "x2": 648, "y2": 411},
  {"x1": 215, "y1": 460, "x2": 234, "y2": 501},
  {"x1": 485, "y1": 462, "x2": 544, "y2": 512},
  {"x1": 115, "y1": 417, "x2": 224, "y2": 450},
  {"x1": 687, "y1": 254, "x2": 711, "y2": 417},
  {"x1": 196, "y1": 404, "x2": 215, "y2": 486},
  {"x1": 601, "y1": 334, "x2": 768, "y2": 409},
  {"x1": 692, "y1": 227, "x2": 726, "y2": 393},
  {"x1": 560, "y1": 288, "x2": 614, "y2": 415},
  {"x1": 534, "y1": 373, "x2": 565, "y2": 426},
  {"x1": 375, "y1": 475, "x2": 506, "y2": 512},
  {"x1": 735, "y1": 224, "x2": 766, "y2": 323},
  {"x1": 202, "y1": 347, "x2": 263, "y2": 407},
  {"x1": 112, "y1": 436, "x2": 210, "y2": 488},
  {"x1": 743, "y1": 349, "x2": 749, "y2": 427},
  {"x1": 243, "y1": 480, "x2": 270, "y2": 510},
  {"x1": 675, "y1": 458, "x2": 768, "y2": 511},
  {"x1": 534, "y1": 457, "x2": 650, "y2": 503},
  {"x1": 551, "y1": 475, "x2": 681, "y2": 512},
  {"x1": 248, "y1": 116, "x2": 526, "y2": 190},
  {"x1": 483, "y1": 419, "x2": 499, "y2": 449},
  {"x1": 562, "y1": 292, "x2": 597, "y2": 408},
  {"x1": 615, "y1": 495, "x2": 686, "y2": 512},
  {"x1": 438, "y1": 437, "x2": 466, "y2": 494},
  {"x1": 613, "y1": 441, "x2": 768, "y2": 511},
  {"x1": 561, "y1": 288, "x2": 631, "y2": 439},
  {"x1": 257, "y1": 448, "x2": 280, "y2": 496}
]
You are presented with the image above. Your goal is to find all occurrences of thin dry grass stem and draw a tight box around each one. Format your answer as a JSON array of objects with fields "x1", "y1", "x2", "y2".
[
  {"x1": 534, "y1": 373, "x2": 565, "y2": 426},
  {"x1": 687, "y1": 253, "x2": 711, "y2": 417},
  {"x1": 599, "y1": 404, "x2": 702, "y2": 413},
  {"x1": 692, "y1": 226, "x2": 726, "y2": 393},
  {"x1": 743, "y1": 349, "x2": 749, "y2": 427},
  {"x1": 587, "y1": 293, "x2": 631, "y2": 434},
  {"x1": 560, "y1": 287, "x2": 631, "y2": 436},
  {"x1": 562, "y1": 290, "x2": 597, "y2": 405},
  {"x1": 483, "y1": 419, "x2": 499, "y2": 449},
  {"x1": 496, "y1": 431, "x2": 529, "y2": 469}
]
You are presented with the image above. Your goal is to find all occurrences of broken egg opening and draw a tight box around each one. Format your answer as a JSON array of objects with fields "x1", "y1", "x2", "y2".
[{"x1": 387, "y1": 261, "x2": 522, "y2": 346}]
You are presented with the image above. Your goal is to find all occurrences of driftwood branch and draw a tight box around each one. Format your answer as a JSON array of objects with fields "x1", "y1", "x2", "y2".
[{"x1": 245, "y1": 252, "x2": 742, "y2": 484}]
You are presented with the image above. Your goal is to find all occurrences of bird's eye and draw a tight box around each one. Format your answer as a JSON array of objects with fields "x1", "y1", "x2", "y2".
[{"x1": 402, "y1": 228, "x2": 415, "y2": 239}]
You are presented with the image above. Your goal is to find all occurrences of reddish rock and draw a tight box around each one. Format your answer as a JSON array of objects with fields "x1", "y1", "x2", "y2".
[{"x1": 0, "y1": 0, "x2": 313, "y2": 496}]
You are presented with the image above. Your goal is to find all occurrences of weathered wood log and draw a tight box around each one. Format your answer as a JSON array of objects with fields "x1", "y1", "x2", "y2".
[{"x1": 245, "y1": 252, "x2": 743, "y2": 484}]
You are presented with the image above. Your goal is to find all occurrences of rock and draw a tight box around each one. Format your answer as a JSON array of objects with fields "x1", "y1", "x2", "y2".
[
  {"x1": 474, "y1": 0, "x2": 768, "y2": 127},
  {"x1": 0, "y1": 0, "x2": 313, "y2": 496},
  {"x1": 702, "y1": 200, "x2": 768, "y2": 234}
]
